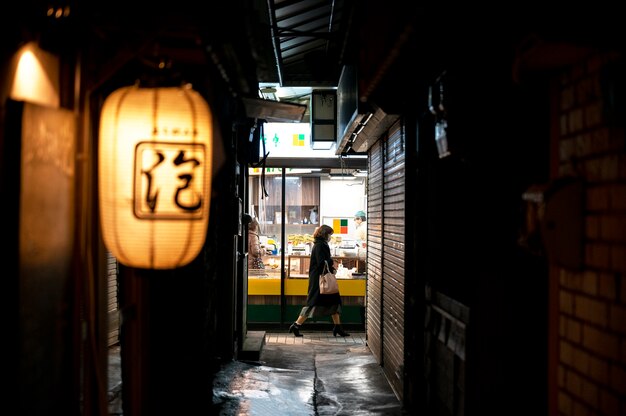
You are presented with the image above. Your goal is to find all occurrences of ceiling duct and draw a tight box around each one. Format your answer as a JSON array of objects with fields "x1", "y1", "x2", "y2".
[
  {"x1": 335, "y1": 65, "x2": 399, "y2": 154},
  {"x1": 339, "y1": 104, "x2": 399, "y2": 153},
  {"x1": 241, "y1": 97, "x2": 307, "y2": 123}
]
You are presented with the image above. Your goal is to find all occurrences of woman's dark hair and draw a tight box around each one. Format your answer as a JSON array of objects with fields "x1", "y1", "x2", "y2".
[
  {"x1": 248, "y1": 217, "x2": 260, "y2": 233},
  {"x1": 313, "y1": 224, "x2": 334, "y2": 239}
]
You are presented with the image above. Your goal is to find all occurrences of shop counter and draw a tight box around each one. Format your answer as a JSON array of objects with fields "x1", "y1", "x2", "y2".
[
  {"x1": 248, "y1": 255, "x2": 366, "y2": 324},
  {"x1": 287, "y1": 254, "x2": 365, "y2": 276},
  {"x1": 253, "y1": 254, "x2": 364, "y2": 277},
  {"x1": 248, "y1": 277, "x2": 365, "y2": 296}
]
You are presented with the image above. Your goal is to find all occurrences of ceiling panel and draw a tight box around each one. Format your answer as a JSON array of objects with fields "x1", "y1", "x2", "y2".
[{"x1": 267, "y1": 0, "x2": 352, "y2": 87}]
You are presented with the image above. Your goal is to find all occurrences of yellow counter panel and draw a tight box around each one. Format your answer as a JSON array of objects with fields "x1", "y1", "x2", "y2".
[{"x1": 248, "y1": 278, "x2": 365, "y2": 296}]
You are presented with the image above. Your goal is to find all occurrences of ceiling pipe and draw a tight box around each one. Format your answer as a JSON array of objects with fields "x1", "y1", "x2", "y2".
[
  {"x1": 325, "y1": 0, "x2": 337, "y2": 55},
  {"x1": 337, "y1": 0, "x2": 357, "y2": 68},
  {"x1": 266, "y1": 0, "x2": 284, "y2": 86}
]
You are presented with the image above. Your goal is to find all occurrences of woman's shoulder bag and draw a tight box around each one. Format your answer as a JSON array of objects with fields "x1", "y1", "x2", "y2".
[{"x1": 319, "y1": 260, "x2": 339, "y2": 294}]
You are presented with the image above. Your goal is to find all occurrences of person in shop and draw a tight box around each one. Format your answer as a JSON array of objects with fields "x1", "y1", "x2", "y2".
[
  {"x1": 288, "y1": 224, "x2": 350, "y2": 338},
  {"x1": 308, "y1": 206, "x2": 318, "y2": 224},
  {"x1": 245, "y1": 214, "x2": 265, "y2": 271},
  {"x1": 354, "y1": 210, "x2": 367, "y2": 245}
]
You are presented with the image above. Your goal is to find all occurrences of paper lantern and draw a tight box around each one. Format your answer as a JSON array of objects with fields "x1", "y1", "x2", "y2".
[{"x1": 98, "y1": 84, "x2": 212, "y2": 269}]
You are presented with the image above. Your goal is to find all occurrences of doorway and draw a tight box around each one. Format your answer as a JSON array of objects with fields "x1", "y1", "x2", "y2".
[{"x1": 245, "y1": 168, "x2": 368, "y2": 328}]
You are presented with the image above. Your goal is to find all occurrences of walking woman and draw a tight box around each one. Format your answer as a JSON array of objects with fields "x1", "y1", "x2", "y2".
[{"x1": 289, "y1": 224, "x2": 350, "y2": 337}]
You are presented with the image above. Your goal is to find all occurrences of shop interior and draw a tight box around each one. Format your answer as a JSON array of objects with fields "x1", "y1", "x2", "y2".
[{"x1": 245, "y1": 121, "x2": 368, "y2": 325}]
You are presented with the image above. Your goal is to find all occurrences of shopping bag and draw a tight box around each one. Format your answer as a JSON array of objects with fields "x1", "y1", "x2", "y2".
[{"x1": 319, "y1": 260, "x2": 339, "y2": 294}]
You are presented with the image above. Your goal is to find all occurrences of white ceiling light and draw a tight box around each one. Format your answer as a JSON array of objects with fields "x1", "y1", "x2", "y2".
[{"x1": 328, "y1": 173, "x2": 356, "y2": 180}]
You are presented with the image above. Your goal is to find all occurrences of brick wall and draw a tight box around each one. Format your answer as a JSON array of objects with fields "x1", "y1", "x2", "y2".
[{"x1": 555, "y1": 51, "x2": 626, "y2": 416}]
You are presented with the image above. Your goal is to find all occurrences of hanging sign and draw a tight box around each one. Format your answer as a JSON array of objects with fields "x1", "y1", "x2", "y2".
[{"x1": 98, "y1": 84, "x2": 213, "y2": 269}]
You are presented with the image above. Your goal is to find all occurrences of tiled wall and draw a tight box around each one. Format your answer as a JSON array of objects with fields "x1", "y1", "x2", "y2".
[{"x1": 555, "y1": 51, "x2": 626, "y2": 416}]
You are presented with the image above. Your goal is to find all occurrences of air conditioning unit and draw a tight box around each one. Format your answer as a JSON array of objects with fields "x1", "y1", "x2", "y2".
[{"x1": 336, "y1": 65, "x2": 399, "y2": 154}]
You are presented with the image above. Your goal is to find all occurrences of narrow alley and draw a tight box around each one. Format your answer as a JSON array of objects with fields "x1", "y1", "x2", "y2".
[{"x1": 212, "y1": 331, "x2": 404, "y2": 415}]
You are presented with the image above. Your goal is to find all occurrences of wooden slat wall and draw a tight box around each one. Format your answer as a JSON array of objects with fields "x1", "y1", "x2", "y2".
[
  {"x1": 366, "y1": 139, "x2": 384, "y2": 364},
  {"x1": 107, "y1": 251, "x2": 120, "y2": 347},
  {"x1": 366, "y1": 118, "x2": 406, "y2": 400},
  {"x1": 381, "y1": 120, "x2": 405, "y2": 399}
]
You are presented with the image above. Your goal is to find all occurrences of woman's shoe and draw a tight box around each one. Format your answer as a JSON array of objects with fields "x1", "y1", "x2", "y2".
[
  {"x1": 333, "y1": 325, "x2": 350, "y2": 337},
  {"x1": 289, "y1": 322, "x2": 303, "y2": 337}
]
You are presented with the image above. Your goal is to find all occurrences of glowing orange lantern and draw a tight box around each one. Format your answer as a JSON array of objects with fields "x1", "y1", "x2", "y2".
[{"x1": 98, "y1": 84, "x2": 212, "y2": 269}]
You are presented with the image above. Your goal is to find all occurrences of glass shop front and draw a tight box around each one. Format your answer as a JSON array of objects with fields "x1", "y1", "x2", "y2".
[{"x1": 245, "y1": 123, "x2": 367, "y2": 326}]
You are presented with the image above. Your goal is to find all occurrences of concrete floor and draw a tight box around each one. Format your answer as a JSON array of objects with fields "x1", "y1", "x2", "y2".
[
  {"x1": 212, "y1": 331, "x2": 405, "y2": 415},
  {"x1": 108, "y1": 331, "x2": 404, "y2": 415},
  {"x1": 108, "y1": 345, "x2": 123, "y2": 416}
]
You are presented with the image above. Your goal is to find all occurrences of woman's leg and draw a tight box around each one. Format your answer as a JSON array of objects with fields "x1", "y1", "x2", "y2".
[
  {"x1": 290, "y1": 312, "x2": 307, "y2": 337},
  {"x1": 331, "y1": 313, "x2": 350, "y2": 337}
]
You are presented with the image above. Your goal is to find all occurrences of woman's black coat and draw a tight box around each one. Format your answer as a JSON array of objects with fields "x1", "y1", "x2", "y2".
[{"x1": 306, "y1": 237, "x2": 342, "y2": 307}]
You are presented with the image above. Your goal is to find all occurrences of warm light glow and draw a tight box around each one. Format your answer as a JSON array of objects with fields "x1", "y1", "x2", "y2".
[
  {"x1": 10, "y1": 42, "x2": 59, "y2": 107},
  {"x1": 99, "y1": 85, "x2": 213, "y2": 269}
]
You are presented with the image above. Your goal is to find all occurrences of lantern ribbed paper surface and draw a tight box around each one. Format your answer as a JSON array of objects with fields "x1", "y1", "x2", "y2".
[{"x1": 99, "y1": 85, "x2": 212, "y2": 269}]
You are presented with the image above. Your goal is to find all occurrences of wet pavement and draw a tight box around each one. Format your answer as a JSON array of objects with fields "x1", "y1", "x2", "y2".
[
  {"x1": 108, "y1": 331, "x2": 404, "y2": 415},
  {"x1": 212, "y1": 331, "x2": 405, "y2": 415},
  {"x1": 108, "y1": 345, "x2": 123, "y2": 415}
]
